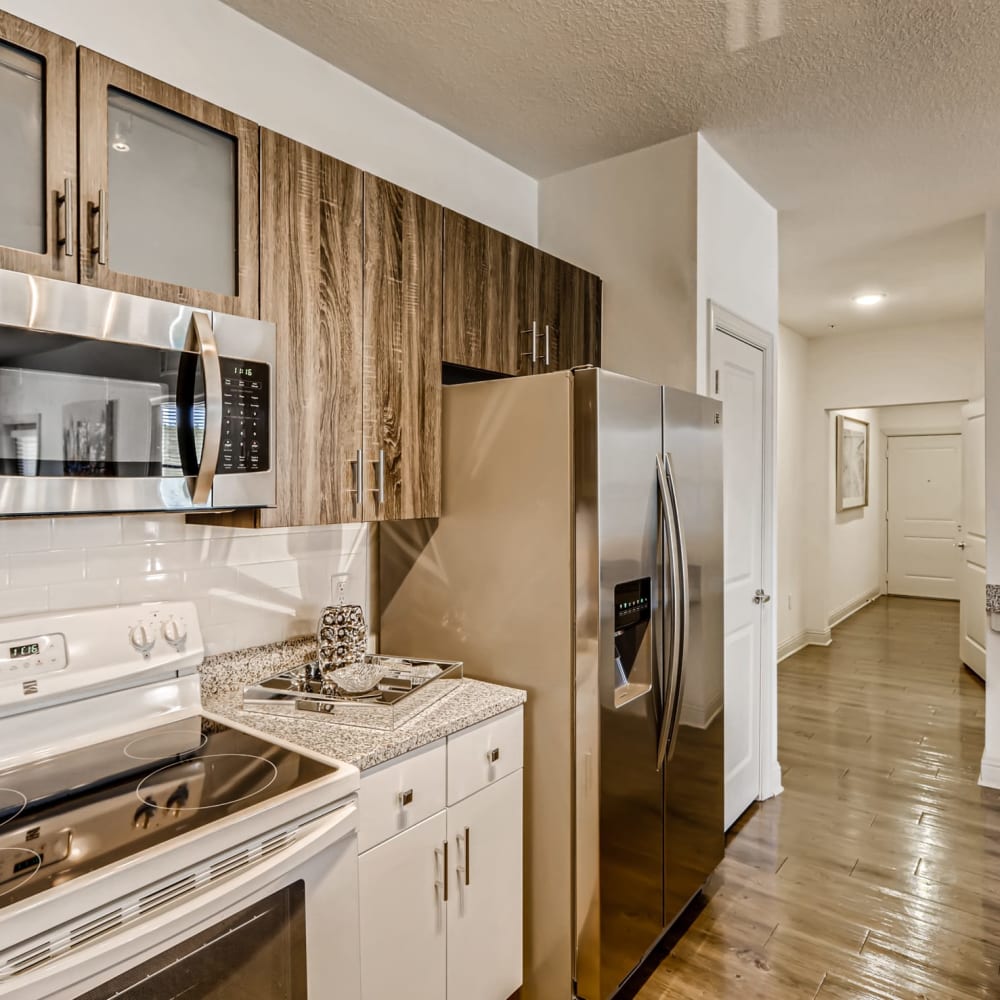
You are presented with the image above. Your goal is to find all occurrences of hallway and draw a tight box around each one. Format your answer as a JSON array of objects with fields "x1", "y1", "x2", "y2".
[{"x1": 634, "y1": 597, "x2": 1000, "y2": 999}]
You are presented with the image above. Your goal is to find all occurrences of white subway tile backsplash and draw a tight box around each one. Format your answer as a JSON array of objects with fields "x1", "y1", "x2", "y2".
[
  {"x1": 0, "y1": 513, "x2": 371, "y2": 655},
  {"x1": 9, "y1": 549, "x2": 86, "y2": 588},
  {"x1": 51, "y1": 516, "x2": 123, "y2": 550},
  {"x1": 0, "y1": 519, "x2": 52, "y2": 554},
  {"x1": 0, "y1": 586, "x2": 49, "y2": 617}
]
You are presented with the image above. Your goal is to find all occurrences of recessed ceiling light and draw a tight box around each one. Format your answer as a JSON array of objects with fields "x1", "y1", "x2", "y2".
[
  {"x1": 852, "y1": 292, "x2": 885, "y2": 307},
  {"x1": 112, "y1": 141, "x2": 130, "y2": 153}
]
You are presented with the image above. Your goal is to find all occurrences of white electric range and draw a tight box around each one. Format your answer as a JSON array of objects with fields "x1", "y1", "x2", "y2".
[{"x1": 0, "y1": 602, "x2": 360, "y2": 1000}]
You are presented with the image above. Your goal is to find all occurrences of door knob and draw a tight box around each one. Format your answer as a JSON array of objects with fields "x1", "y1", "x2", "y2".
[
  {"x1": 753, "y1": 589, "x2": 771, "y2": 605},
  {"x1": 956, "y1": 541, "x2": 967, "y2": 550}
]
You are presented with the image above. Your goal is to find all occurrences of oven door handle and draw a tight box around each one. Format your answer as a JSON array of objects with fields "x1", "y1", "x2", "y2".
[{"x1": 178, "y1": 311, "x2": 223, "y2": 506}]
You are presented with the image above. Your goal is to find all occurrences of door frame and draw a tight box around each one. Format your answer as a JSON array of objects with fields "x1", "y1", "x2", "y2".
[{"x1": 706, "y1": 301, "x2": 782, "y2": 804}]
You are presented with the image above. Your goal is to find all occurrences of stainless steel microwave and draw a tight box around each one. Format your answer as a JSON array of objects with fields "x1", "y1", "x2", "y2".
[{"x1": 0, "y1": 269, "x2": 275, "y2": 517}]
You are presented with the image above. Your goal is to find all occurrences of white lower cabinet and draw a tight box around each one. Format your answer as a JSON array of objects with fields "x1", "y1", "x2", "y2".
[
  {"x1": 359, "y1": 811, "x2": 448, "y2": 1000},
  {"x1": 359, "y1": 707, "x2": 524, "y2": 1000},
  {"x1": 447, "y1": 770, "x2": 523, "y2": 1000}
]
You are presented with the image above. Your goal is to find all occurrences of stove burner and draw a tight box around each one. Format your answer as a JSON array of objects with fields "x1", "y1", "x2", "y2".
[
  {"x1": 0, "y1": 789, "x2": 27, "y2": 832},
  {"x1": 136, "y1": 754, "x2": 278, "y2": 811},
  {"x1": 123, "y1": 730, "x2": 208, "y2": 761},
  {"x1": 0, "y1": 848, "x2": 41, "y2": 897}
]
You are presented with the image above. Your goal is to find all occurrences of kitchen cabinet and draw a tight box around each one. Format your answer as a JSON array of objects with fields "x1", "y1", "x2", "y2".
[
  {"x1": 443, "y1": 209, "x2": 601, "y2": 378},
  {"x1": 0, "y1": 12, "x2": 76, "y2": 280},
  {"x1": 359, "y1": 811, "x2": 448, "y2": 1000},
  {"x1": 77, "y1": 48, "x2": 259, "y2": 317},
  {"x1": 364, "y1": 175, "x2": 443, "y2": 521},
  {"x1": 447, "y1": 772, "x2": 524, "y2": 1000},
  {"x1": 255, "y1": 129, "x2": 364, "y2": 528},
  {"x1": 358, "y1": 708, "x2": 524, "y2": 1000}
]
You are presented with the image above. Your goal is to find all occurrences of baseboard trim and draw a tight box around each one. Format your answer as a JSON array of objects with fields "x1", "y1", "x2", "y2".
[
  {"x1": 828, "y1": 588, "x2": 881, "y2": 630},
  {"x1": 777, "y1": 629, "x2": 831, "y2": 661},
  {"x1": 980, "y1": 755, "x2": 1000, "y2": 790}
]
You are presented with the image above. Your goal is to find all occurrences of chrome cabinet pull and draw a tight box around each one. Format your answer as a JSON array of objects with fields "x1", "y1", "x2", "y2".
[
  {"x1": 520, "y1": 321, "x2": 540, "y2": 364},
  {"x1": 353, "y1": 448, "x2": 363, "y2": 511},
  {"x1": 184, "y1": 312, "x2": 222, "y2": 505},
  {"x1": 464, "y1": 826, "x2": 471, "y2": 886},
  {"x1": 544, "y1": 324, "x2": 553, "y2": 366},
  {"x1": 486, "y1": 747, "x2": 501, "y2": 764},
  {"x1": 369, "y1": 449, "x2": 385, "y2": 506},
  {"x1": 442, "y1": 840, "x2": 449, "y2": 901},
  {"x1": 57, "y1": 178, "x2": 74, "y2": 258},
  {"x1": 398, "y1": 788, "x2": 414, "y2": 807},
  {"x1": 90, "y1": 189, "x2": 108, "y2": 265}
]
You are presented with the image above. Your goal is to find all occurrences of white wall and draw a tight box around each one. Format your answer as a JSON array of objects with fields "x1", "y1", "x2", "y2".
[
  {"x1": 879, "y1": 402, "x2": 966, "y2": 435},
  {"x1": 777, "y1": 325, "x2": 808, "y2": 655},
  {"x1": 697, "y1": 136, "x2": 780, "y2": 393},
  {"x1": 797, "y1": 320, "x2": 983, "y2": 641},
  {"x1": 981, "y1": 211, "x2": 1000, "y2": 788},
  {"x1": 538, "y1": 134, "x2": 699, "y2": 390},
  {"x1": 0, "y1": 0, "x2": 538, "y2": 655}
]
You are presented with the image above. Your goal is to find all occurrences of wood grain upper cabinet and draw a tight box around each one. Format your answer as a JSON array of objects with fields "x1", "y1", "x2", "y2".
[
  {"x1": 257, "y1": 130, "x2": 364, "y2": 528},
  {"x1": 77, "y1": 49, "x2": 259, "y2": 316},
  {"x1": 0, "y1": 13, "x2": 77, "y2": 280},
  {"x1": 560, "y1": 262, "x2": 602, "y2": 370},
  {"x1": 364, "y1": 176, "x2": 443, "y2": 521}
]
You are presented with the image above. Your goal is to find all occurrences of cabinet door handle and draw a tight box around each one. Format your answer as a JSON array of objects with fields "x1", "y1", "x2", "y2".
[
  {"x1": 442, "y1": 840, "x2": 449, "y2": 901},
  {"x1": 520, "y1": 321, "x2": 539, "y2": 363},
  {"x1": 369, "y1": 449, "x2": 385, "y2": 506},
  {"x1": 353, "y1": 448, "x2": 363, "y2": 511},
  {"x1": 464, "y1": 826, "x2": 471, "y2": 886},
  {"x1": 398, "y1": 788, "x2": 414, "y2": 807},
  {"x1": 58, "y1": 178, "x2": 74, "y2": 258},
  {"x1": 90, "y1": 189, "x2": 108, "y2": 265},
  {"x1": 486, "y1": 747, "x2": 501, "y2": 764},
  {"x1": 544, "y1": 324, "x2": 552, "y2": 366}
]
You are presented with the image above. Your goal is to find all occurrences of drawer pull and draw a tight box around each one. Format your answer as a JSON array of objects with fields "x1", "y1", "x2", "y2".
[
  {"x1": 486, "y1": 747, "x2": 501, "y2": 764},
  {"x1": 398, "y1": 788, "x2": 414, "y2": 807}
]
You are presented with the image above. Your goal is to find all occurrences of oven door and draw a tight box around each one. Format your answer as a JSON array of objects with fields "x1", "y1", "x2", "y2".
[
  {"x1": 0, "y1": 268, "x2": 275, "y2": 516},
  {"x1": 3, "y1": 801, "x2": 358, "y2": 1000}
]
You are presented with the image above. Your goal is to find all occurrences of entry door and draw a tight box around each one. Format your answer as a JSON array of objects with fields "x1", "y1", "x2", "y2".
[
  {"x1": 712, "y1": 332, "x2": 765, "y2": 830},
  {"x1": 887, "y1": 435, "x2": 961, "y2": 599},
  {"x1": 959, "y1": 402, "x2": 986, "y2": 678}
]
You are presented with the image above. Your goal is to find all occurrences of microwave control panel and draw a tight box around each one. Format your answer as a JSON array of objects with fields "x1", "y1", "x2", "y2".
[{"x1": 219, "y1": 358, "x2": 270, "y2": 474}]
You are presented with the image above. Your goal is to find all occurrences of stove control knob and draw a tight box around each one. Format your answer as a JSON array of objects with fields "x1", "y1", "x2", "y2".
[
  {"x1": 161, "y1": 618, "x2": 188, "y2": 651},
  {"x1": 133, "y1": 803, "x2": 156, "y2": 830},
  {"x1": 129, "y1": 624, "x2": 155, "y2": 658}
]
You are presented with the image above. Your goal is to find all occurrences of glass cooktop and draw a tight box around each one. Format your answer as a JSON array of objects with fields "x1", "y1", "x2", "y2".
[{"x1": 0, "y1": 717, "x2": 335, "y2": 912}]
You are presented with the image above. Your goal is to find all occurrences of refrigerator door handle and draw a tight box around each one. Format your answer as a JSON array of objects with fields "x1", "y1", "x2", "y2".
[
  {"x1": 656, "y1": 453, "x2": 682, "y2": 771},
  {"x1": 663, "y1": 451, "x2": 691, "y2": 764}
]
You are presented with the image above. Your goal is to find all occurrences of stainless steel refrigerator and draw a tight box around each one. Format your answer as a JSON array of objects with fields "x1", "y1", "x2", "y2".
[{"x1": 379, "y1": 367, "x2": 724, "y2": 1000}]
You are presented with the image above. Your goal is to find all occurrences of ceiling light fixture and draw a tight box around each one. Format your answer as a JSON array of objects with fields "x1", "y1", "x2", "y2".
[
  {"x1": 112, "y1": 140, "x2": 130, "y2": 153},
  {"x1": 852, "y1": 292, "x2": 885, "y2": 307}
]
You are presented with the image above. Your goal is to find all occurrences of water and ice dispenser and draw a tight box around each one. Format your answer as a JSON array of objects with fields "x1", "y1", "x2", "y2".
[{"x1": 613, "y1": 577, "x2": 653, "y2": 705}]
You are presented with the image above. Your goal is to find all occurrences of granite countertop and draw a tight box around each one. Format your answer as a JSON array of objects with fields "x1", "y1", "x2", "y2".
[
  {"x1": 199, "y1": 637, "x2": 526, "y2": 771},
  {"x1": 987, "y1": 584, "x2": 1000, "y2": 615}
]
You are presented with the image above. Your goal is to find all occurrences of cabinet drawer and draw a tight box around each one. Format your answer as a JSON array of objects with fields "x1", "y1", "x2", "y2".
[
  {"x1": 447, "y1": 707, "x2": 523, "y2": 806},
  {"x1": 359, "y1": 739, "x2": 447, "y2": 853}
]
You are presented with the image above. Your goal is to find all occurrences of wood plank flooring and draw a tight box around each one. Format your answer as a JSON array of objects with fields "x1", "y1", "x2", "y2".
[{"x1": 629, "y1": 596, "x2": 1000, "y2": 1000}]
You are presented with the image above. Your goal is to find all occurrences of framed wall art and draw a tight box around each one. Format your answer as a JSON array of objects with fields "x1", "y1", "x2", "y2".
[{"x1": 835, "y1": 414, "x2": 869, "y2": 512}]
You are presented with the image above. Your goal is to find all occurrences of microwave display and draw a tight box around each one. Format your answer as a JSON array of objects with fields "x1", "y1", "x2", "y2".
[{"x1": 219, "y1": 357, "x2": 270, "y2": 475}]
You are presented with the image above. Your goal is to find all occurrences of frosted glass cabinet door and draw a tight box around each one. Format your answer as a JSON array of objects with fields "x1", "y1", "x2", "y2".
[
  {"x1": 0, "y1": 12, "x2": 77, "y2": 280},
  {"x1": 78, "y1": 48, "x2": 260, "y2": 317}
]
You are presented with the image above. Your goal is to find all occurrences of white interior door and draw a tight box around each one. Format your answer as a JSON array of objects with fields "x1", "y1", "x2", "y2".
[
  {"x1": 960, "y1": 401, "x2": 986, "y2": 678},
  {"x1": 713, "y1": 331, "x2": 765, "y2": 830},
  {"x1": 887, "y1": 435, "x2": 961, "y2": 599}
]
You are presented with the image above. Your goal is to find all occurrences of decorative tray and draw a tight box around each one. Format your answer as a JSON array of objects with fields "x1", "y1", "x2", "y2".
[{"x1": 242, "y1": 654, "x2": 464, "y2": 731}]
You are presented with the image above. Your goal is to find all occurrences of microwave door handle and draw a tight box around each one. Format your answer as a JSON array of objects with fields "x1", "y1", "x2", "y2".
[
  {"x1": 662, "y1": 452, "x2": 690, "y2": 764},
  {"x1": 656, "y1": 453, "x2": 681, "y2": 771},
  {"x1": 184, "y1": 311, "x2": 223, "y2": 505}
]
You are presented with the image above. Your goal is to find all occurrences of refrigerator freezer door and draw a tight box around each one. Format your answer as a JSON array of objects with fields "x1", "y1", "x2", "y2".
[
  {"x1": 573, "y1": 369, "x2": 667, "y2": 1000},
  {"x1": 661, "y1": 388, "x2": 725, "y2": 928}
]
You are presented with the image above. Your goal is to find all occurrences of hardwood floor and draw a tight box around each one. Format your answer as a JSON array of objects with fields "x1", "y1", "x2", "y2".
[{"x1": 630, "y1": 596, "x2": 1000, "y2": 1000}]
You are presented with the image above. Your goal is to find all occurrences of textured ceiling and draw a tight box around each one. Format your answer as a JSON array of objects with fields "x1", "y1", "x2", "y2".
[{"x1": 223, "y1": 0, "x2": 998, "y2": 336}]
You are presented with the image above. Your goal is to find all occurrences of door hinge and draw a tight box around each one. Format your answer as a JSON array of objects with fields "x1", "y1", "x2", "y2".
[{"x1": 714, "y1": 370, "x2": 720, "y2": 395}]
